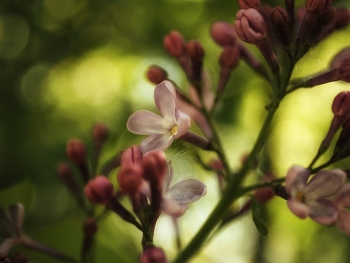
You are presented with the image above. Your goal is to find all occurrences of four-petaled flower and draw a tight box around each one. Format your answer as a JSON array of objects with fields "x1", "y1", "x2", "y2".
[
  {"x1": 127, "y1": 80, "x2": 191, "y2": 153},
  {"x1": 286, "y1": 165, "x2": 346, "y2": 225},
  {"x1": 142, "y1": 162, "x2": 207, "y2": 217},
  {"x1": 333, "y1": 183, "x2": 350, "y2": 236}
]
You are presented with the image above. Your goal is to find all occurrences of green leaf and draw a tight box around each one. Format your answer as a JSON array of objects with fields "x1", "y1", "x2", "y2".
[{"x1": 250, "y1": 195, "x2": 269, "y2": 236}]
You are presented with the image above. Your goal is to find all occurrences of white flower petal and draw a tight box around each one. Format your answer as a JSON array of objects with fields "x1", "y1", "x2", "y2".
[
  {"x1": 166, "y1": 179, "x2": 207, "y2": 204},
  {"x1": 285, "y1": 165, "x2": 310, "y2": 195},
  {"x1": 127, "y1": 110, "x2": 172, "y2": 135},
  {"x1": 304, "y1": 169, "x2": 346, "y2": 199},
  {"x1": 174, "y1": 109, "x2": 191, "y2": 139},
  {"x1": 308, "y1": 199, "x2": 337, "y2": 225},
  {"x1": 287, "y1": 199, "x2": 310, "y2": 219},
  {"x1": 336, "y1": 208, "x2": 350, "y2": 236},
  {"x1": 161, "y1": 197, "x2": 188, "y2": 217},
  {"x1": 163, "y1": 163, "x2": 174, "y2": 193},
  {"x1": 154, "y1": 81, "x2": 176, "y2": 120},
  {"x1": 140, "y1": 134, "x2": 173, "y2": 153},
  {"x1": 334, "y1": 183, "x2": 350, "y2": 207}
]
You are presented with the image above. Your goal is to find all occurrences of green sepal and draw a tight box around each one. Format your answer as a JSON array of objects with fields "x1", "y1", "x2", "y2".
[{"x1": 250, "y1": 195, "x2": 269, "y2": 236}]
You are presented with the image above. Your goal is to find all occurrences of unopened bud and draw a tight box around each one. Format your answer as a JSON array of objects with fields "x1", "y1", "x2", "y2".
[
  {"x1": 254, "y1": 187, "x2": 275, "y2": 204},
  {"x1": 146, "y1": 65, "x2": 168, "y2": 84},
  {"x1": 210, "y1": 22, "x2": 237, "y2": 46},
  {"x1": 330, "y1": 47, "x2": 350, "y2": 69},
  {"x1": 332, "y1": 92, "x2": 350, "y2": 117},
  {"x1": 84, "y1": 176, "x2": 114, "y2": 205},
  {"x1": 118, "y1": 165, "x2": 143, "y2": 195},
  {"x1": 270, "y1": 6, "x2": 291, "y2": 45},
  {"x1": 11, "y1": 253, "x2": 28, "y2": 263},
  {"x1": 332, "y1": 8, "x2": 350, "y2": 30},
  {"x1": 238, "y1": 0, "x2": 260, "y2": 9},
  {"x1": 163, "y1": 31, "x2": 186, "y2": 57},
  {"x1": 306, "y1": 0, "x2": 332, "y2": 14},
  {"x1": 66, "y1": 139, "x2": 87, "y2": 164},
  {"x1": 340, "y1": 58, "x2": 350, "y2": 82},
  {"x1": 57, "y1": 163, "x2": 73, "y2": 181},
  {"x1": 93, "y1": 123, "x2": 108, "y2": 144},
  {"x1": 234, "y1": 9, "x2": 267, "y2": 44},
  {"x1": 219, "y1": 45, "x2": 240, "y2": 69},
  {"x1": 83, "y1": 217, "x2": 97, "y2": 238},
  {"x1": 122, "y1": 145, "x2": 143, "y2": 166},
  {"x1": 142, "y1": 151, "x2": 167, "y2": 184},
  {"x1": 140, "y1": 247, "x2": 167, "y2": 263},
  {"x1": 187, "y1": 41, "x2": 204, "y2": 61}
]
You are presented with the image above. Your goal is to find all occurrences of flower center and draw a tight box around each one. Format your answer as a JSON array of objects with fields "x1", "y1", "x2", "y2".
[
  {"x1": 296, "y1": 191, "x2": 305, "y2": 202},
  {"x1": 171, "y1": 125, "x2": 178, "y2": 135}
]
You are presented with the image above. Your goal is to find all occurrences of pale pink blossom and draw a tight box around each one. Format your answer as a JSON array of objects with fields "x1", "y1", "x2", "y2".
[
  {"x1": 286, "y1": 165, "x2": 346, "y2": 225},
  {"x1": 127, "y1": 81, "x2": 191, "y2": 153},
  {"x1": 333, "y1": 183, "x2": 350, "y2": 236}
]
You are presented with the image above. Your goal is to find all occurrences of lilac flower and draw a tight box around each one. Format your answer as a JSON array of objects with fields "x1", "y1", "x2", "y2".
[
  {"x1": 333, "y1": 183, "x2": 350, "y2": 236},
  {"x1": 141, "y1": 162, "x2": 207, "y2": 217},
  {"x1": 285, "y1": 165, "x2": 346, "y2": 225},
  {"x1": 127, "y1": 80, "x2": 191, "y2": 153}
]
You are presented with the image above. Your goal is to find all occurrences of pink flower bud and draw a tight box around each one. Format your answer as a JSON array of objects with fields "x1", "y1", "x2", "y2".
[
  {"x1": 340, "y1": 58, "x2": 350, "y2": 82},
  {"x1": 163, "y1": 31, "x2": 186, "y2": 57},
  {"x1": 234, "y1": 9, "x2": 267, "y2": 44},
  {"x1": 93, "y1": 123, "x2": 108, "y2": 144},
  {"x1": 66, "y1": 139, "x2": 87, "y2": 164},
  {"x1": 146, "y1": 65, "x2": 168, "y2": 85},
  {"x1": 210, "y1": 22, "x2": 237, "y2": 46},
  {"x1": 122, "y1": 145, "x2": 143, "y2": 166},
  {"x1": 140, "y1": 247, "x2": 167, "y2": 263},
  {"x1": 332, "y1": 92, "x2": 350, "y2": 117},
  {"x1": 238, "y1": 0, "x2": 260, "y2": 10},
  {"x1": 187, "y1": 41, "x2": 204, "y2": 61},
  {"x1": 330, "y1": 47, "x2": 350, "y2": 69},
  {"x1": 254, "y1": 187, "x2": 275, "y2": 204},
  {"x1": 219, "y1": 45, "x2": 240, "y2": 69},
  {"x1": 306, "y1": 0, "x2": 332, "y2": 14},
  {"x1": 142, "y1": 151, "x2": 167, "y2": 184},
  {"x1": 118, "y1": 166, "x2": 143, "y2": 195},
  {"x1": 84, "y1": 176, "x2": 114, "y2": 205}
]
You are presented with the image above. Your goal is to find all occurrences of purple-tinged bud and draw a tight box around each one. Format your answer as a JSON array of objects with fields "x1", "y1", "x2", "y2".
[
  {"x1": 66, "y1": 139, "x2": 87, "y2": 164},
  {"x1": 219, "y1": 45, "x2": 240, "y2": 69},
  {"x1": 210, "y1": 22, "x2": 237, "y2": 46},
  {"x1": 163, "y1": 31, "x2": 186, "y2": 57},
  {"x1": 84, "y1": 176, "x2": 114, "y2": 205},
  {"x1": 238, "y1": 0, "x2": 260, "y2": 10},
  {"x1": 270, "y1": 6, "x2": 291, "y2": 46},
  {"x1": 332, "y1": 92, "x2": 350, "y2": 117},
  {"x1": 140, "y1": 247, "x2": 167, "y2": 263},
  {"x1": 187, "y1": 40, "x2": 204, "y2": 87},
  {"x1": 333, "y1": 8, "x2": 350, "y2": 30},
  {"x1": 122, "y1": 145, "x2": 143, "y2": 166},
  {"x1": 234, "y1": 9, "x2": 267, "y2": 44},
  {"x1": 142, "y1": 151, "x2": 167, "y2": 184},
  {"x1": 306, "y1": 0, "x2": 332, "y2": 14},
  {"x1": 187, "y1": 41, "x2": 204, "y2": 61},
  {"x1": 118, "y1": 165, "x2": 143, "y2": 195},
  {"x1": 93, "y1": 123, "x2": 108, "y2": 145},
  {"x1": 330, "y1": 48, "x2": 350, "y2": 69},
  {"x1": 11, "y1": 253, "x2": 28, "y2": 263},
  {"x1": 146, "y1": 65, "x2": 168, "y2": 85},
  {"x1": 340, "y1": 58, "x2": 350, "y2": 82},
  {"x1": 83, "y1": 218, "x2": 97, "y2": 238},
  {"x1": 318, "y1": 6, "x2": 336, "y2": 24}
]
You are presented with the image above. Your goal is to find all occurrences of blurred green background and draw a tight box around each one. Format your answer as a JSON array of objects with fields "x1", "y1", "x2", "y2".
[{"x1": 1, "y1": 0, "x2": 350, "y2": 262}]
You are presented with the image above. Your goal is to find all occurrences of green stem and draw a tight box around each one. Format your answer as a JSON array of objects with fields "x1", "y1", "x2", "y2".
[
  {"x1": 173, "y1": 103, "x2": 280, "y2": 263},
  {"x1": 238, "y1": 177, "x2": 286, "y2": 196}
]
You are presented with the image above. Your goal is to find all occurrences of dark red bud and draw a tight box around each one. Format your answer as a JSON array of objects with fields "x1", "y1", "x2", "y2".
[
  {"x1": 271, "y1": 6, "x2": 289, "y2": 27},
  {"x1": 219, "y1": 45, "x2": 240, "y2": 69},
  {"x1": 306, "y1": 0, "x2": 332, "y2": 14},
  {"x1": 142, "y1": 151, "x2": 168, "y2": 184},
  {"x1": 140, "y1": 247, "x2": 167, "y2": 263},
  {"x1": 187, "y1": 41, "x2": 205, "y2": 61},
  {"x1": 333, "y1": 8, "x2": 350, "y2": 30},
  {"x1": 210, "y1": 22, "x2": 237, "y2": 46},
  {"x1": 340, "y1": 58, "x2": 350, "y2": 82},
  {"x1": 238, "y1": 0, "x2": 260, "y2": 10},
  {"x1": 163, "y1": 31, "x2": 186, "y2": 57},
  {"x1": 122, "y1": 145, "x2": 143, "y2": 166},
  {"x1": 66, "y1": 139, "x2": 87, "y2": 164},
  {"x1": 83, "y1": 217, "x2": 97, "y2": 238},
  {"x1": 146, "y1": 65, "x2": 168, "y2": 84},
  {"x1": 317, "y1": 6, "x2": 336, "y2": 24},
  {"x1": 332, "y1": 92, "x2": 350, "y2": 117},
  {"x1": 57, "y1": 163, "x2": 72, "y2": 181},
  {"x1": 330, "y1": 47, "x2": 350, "y2": 69},
  {"x1": 93, "y1": 123, "x2": 108, "y2": 144},
  {"x1": 118, "y1": 165, "x2": 143, "y2": 195},
  {"x1": 84, "y1": 176, "x2": 114, "y2": 205}
]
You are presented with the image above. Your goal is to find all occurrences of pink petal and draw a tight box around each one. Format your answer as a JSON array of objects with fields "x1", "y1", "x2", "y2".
[
  {"x1": 336, "y1": 208, "x2": 350, "y2": 236},
  {"x1": 285, "y1": 165, "x2": 310, "y2": 195},
  {"x1": 127, "y1": 110, "x2": 173, "y2": 135},
  {"x1": 334, "y1": 183, "x2": 350, "y2": 207},
  {"x1": 154, "y1": 81, "x2": 176, "y2": 120},
  {"x1": 174, "y1": 109, "x2": 191, "y2": 138},
  {"x1": 166, "y1": 179, "x2": 207, "y2": 204},
  {"x1": 304, "y1": 169, "x2": 346, "y2": 199},
  {"x1": 308, "y1": 199, "x2": 337, "y2": 225},
  {"x1": 287, "y1": 199, "x2": 310, "y2": 219},
  {"x1": 140, "y1": 134, "x2": 174, "y2": 153},
  {"x1": 161, "y1": 197, "x2": 189, "y2": 217}
]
